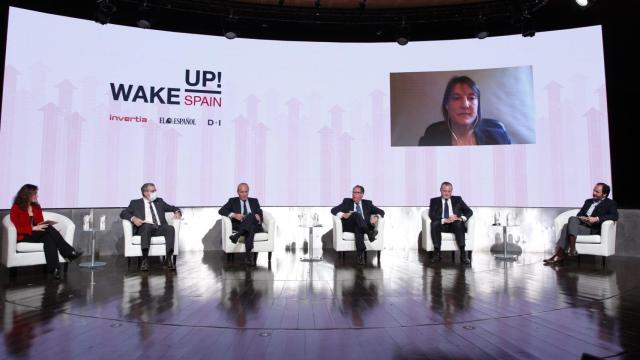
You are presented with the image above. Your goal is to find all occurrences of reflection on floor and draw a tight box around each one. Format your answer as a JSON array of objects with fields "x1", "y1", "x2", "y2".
[{"x1": 2, "y1": 249, "x2": 640, "y2": 359}]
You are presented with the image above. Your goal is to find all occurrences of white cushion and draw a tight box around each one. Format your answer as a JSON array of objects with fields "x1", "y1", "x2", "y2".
[
  {"x1": 131, "y1": 236, "x2": 167, "y2": 245},
  {"x1": 16, "y1": 242, "x2": 45, "y2": 253},
  {"x1": 233, "y1": 232, "x2": 269, "y2": 242},
  {"x1": 577, "y1": 235, "x2": 602, "y2": 244},
  {"x1": 342, "y1": 232, "x2": 372, "y2": 242}
]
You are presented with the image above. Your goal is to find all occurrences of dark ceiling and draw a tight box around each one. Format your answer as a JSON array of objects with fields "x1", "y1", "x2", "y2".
[{"x1": 5, "y1": 0, "x2": 607, "y2": 43}]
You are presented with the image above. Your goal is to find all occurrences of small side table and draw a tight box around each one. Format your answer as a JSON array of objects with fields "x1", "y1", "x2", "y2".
[
  {"x1": 79, "y1": 228, "x2": 107, "y2": 269},
  {"x1": 300, "y1": 224, "x2": 323, "y2": 262},
  {"x1": 492, "y1": 224, "x2": 520, "y2": 261}
]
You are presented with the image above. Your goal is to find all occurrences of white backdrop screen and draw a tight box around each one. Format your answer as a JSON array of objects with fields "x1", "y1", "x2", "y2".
[{"x1": 0, "y1": 8, "x2": 611, "y2": 208}]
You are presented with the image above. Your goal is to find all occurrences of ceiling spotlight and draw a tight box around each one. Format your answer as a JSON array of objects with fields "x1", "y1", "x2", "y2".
[
  {"x1": 95, "y1": 0, "x2": 116, "y2": 25},
  {"x1": 476, "y1": 31, "x2": 489, "y2": 39},
  {"x1": 136, "y1": 18, "x2": 152, "y2": 29},
  {"x1": 575, "y1": 0, "x2": 589, "y2": 7},
  {"x1": 136, "y1": 2, "x2": 152, "y2": 29},
  {"x1": 224, "y1": 31, "x2": 237, "y2": 40},
  {"x1": 396, "y1": 18, "x2": 409, "y2": 46}
]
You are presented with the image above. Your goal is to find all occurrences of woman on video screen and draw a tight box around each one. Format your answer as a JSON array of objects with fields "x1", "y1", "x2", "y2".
[{"x1": 419, "y1": 76, "x2": 511, "y2": 146}]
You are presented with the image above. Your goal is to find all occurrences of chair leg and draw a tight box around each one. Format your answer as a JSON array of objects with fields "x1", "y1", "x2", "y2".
[
  {"x1": 9, "y1": 267, "x2": 17, "y2": 278},
  {"x1": 602, "y1": 256, "x2": 606, "y2": 268},
  {"x1": 577, "y1": 255, "x2": 581, "y2": 264},
  {"x1": 268, "y1": 252, "x2": 272, "y2": 262},
  {"x1": 377, "y1": 251, "x2": 381, "y2": 265},
  {"x1": 63, "y1": 262, "x2": 69, "y2": 273},
  {"x1": 451, "y1": 252, "x2": 455, "y2": 262},
  {"x1": 254, "y1": 252, "x2": 258, "y2": 262},
  {"x1": 137, "y1": 256, "x2": 141, "y2": 269}
]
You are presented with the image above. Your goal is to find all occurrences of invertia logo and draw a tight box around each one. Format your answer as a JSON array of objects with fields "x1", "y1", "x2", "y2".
[
  {"x1": 159, "y1": 117, "x2": 196, "y2": 126},
  {"x1": 109, "y1": 114, "x2": 148, "y2": 123},
  {"x1": 110, "y1": 69, "x2": 223, "y2": 108}
]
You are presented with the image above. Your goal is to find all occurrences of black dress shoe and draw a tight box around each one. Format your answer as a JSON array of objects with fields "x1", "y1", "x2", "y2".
[
  {"x1": 67, "y1": 250, "x2": 84, "y2": 262},
  {"x1": 430, "y1": 252, "x2": 442, "y2": 264},
  {"x1": 140, "y1": 258, "x2": 150, "y2": 271},
  {"x1": 52, "y1": 268, "x2": 61, "y2": 280},
  {"x1": 367, "y1": 229, "x2": 378, "y2": 242},
  {"x1": 165, "y1": 256, "x2": 176, "y2": 270},
  {"x1": 357, "y1": 253, "x2": 366, "y2": 265},
  {"x1": 244, "y1": 254, "x2": 255, "y2": 267},
  {"x1": 229, "y1": 233, "x2": 241, "y2": 244},
  {"x1": 460, "y1": 255, "x2": 471, "y2": 265}
]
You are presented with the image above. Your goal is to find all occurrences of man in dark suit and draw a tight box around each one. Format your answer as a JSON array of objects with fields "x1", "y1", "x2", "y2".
[
  {"x1": 544, "y1": 182, "x2": 619, "y2": 264},
  {"x1": 120, "y1": 183, "x2": 182, "y2": 271},
  {"x1": 331, "y1": 185, "x2": 385, "y2": 265},
  {"x1": 428, "y1": 181, "x2": 473, "y2": 265},
  {"x1": 218, "y1": 183, "x2": 264, "y2": 266}
]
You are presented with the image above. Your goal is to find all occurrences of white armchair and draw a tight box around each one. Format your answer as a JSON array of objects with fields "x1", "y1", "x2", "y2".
[
  {"x1": 554, "y1": 209, "x2": 616, "y2": 266},
  {"x1": 2, "y1": 212, "x2": 75, "y2": 276},
  {"x1": 421, "y1": 209, "x2": 475, "y2": 260},
  {"x1": 332, "y1": 215, "x2": 385, "y2": 262},
  {"x1": 221, "y1": 210, "x2": 275, "y2": 262},
  {"x1": 122, "y1": 213, "x2": 181, "y2": 268}
]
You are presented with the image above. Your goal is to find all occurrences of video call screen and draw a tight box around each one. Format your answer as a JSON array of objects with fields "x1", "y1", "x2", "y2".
[{"x1": 1, "y1": 7, "x2": 611, "y2": 208}]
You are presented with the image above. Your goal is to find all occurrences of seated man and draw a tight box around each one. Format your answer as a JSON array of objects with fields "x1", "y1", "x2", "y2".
[
  {"x1": 544, "y1": 182, "x2": 618, "y2": 265},
  {"x1": 331, "y1": 185, "x2": 385, "y2": 265},
  {"x1": 428, "y1": 181, "x2": 473, "y2": 265},
  {"x1": 218, "y1": 183, "x2": 264, "y2": 267},
  {"x1": 120, "y1": 183, "x2": 181, "y2": 271}
]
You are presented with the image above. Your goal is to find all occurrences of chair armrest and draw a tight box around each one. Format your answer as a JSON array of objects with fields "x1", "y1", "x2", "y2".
[
  {"x1": 164, "y1": 213, "x2": 181, "y2": 254},
  {"x1": 554, "y1": 209, "x2": 579, "y2": 242},
  {"x1": 2, "y1": 215, "x2": 18, "y2": 265},
  {"x1": 332, "y1": 215, "x2": 343, "y2": 249},
  {"x1": 600, "y1": 220, "x2": 617, "y2": 255},
  {"x1": 44, "y1": 212, "x2": 75, "y2": 246},
  {"x1": 465, "y1": 213, "x2": 475, "y2": 249},
  {"x1": 262, "y1": 211, "x2": 275, "y2": 236},
  {"x1": 421, "y1": 209, "x2": 432, "y2": 251}
]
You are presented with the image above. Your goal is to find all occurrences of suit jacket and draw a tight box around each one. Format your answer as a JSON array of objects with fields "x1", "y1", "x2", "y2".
[
  {"x1": 428, "y1": 196, "x2": 473, "y2": 223},
  {"x1": 10, "y1": 204, "x2": 45, "y2": 241},
  {"x1": 418, "y1": 118, "x2": 512, "y2": 146},
  {"x1": 218, "y1": 197, "x2": 263, "y2": 226},
  {"x1": 576, "y1": 197, "x2": 619, "y2": 234},
  {"x1": 331, "y1": 198, "x2": 385, "y2": 220},
  {"x1": 120, "y1": 198, "x2": 181, "y2": 228}
]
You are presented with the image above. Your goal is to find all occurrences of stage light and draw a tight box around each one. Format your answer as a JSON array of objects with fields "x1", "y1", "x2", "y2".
[
  {"x1": 224, "y1": 31, "x2": 237, "y2": 39},
  {"x1": 136, "y1": 2, "x2": 152, "y2": 29},
  {"x1": 575, "y1": 0, "x2": 589, "y2": 7},
  {"x1": 476, "y1": 31, "x2": 489, "y2": 39},
  {"x1": 396, "y1": 18, "x2": 409, "y2": 46},
  {"x1": 95, "y1": 0, "x2": 116, "y2": 25}
]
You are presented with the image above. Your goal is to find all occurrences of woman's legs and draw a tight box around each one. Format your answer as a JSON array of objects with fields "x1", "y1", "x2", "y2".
[{"x1": 22, "y1": 227, "x2": 78, "y2": 273}]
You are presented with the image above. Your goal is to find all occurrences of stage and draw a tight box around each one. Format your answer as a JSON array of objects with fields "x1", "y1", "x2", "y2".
[{"x1": 2, "y1": 249, "x2": 639, "y2": 359}]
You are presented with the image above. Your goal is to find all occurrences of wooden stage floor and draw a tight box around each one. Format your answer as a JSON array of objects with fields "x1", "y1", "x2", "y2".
[{"x1": 2, "y1": 249, "x2": 640, "y2": 359}]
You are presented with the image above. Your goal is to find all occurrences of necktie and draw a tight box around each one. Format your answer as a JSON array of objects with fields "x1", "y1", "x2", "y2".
[
  {"x1": 242, "y1": 200, "x2": 247, "y2": 215},
  {"x1": 443, "y1": 199, "x2": 450, "y2": 219},
  {"x1": 356, "y1": 203, "x2": 363, "y2": 219},
  {"x1": 150, "y1": 202, "x2": 159, "y2": 226}
]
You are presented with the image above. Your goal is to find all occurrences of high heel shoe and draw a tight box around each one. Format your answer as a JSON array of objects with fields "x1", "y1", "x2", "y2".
[{"x1": 66, "y1": 250, "x2": 84, "y2": 262}]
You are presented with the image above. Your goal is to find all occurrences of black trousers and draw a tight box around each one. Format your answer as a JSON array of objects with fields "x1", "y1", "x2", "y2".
[
  {"x1": 136, "y1": 223, "x2": 175, "y2": 253},
  {"x1": 232, "y1": 214, "x2": 264, "y2": 253},
  {"x1": 341, "y1": 214, "x2": 374, "y2": 253},
  {"x1": 22, "y1": 227, "x2": 75, "y2": 272},
  {"x1": 430, "y1": 220, "x2": 466, "y2": 249}
]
